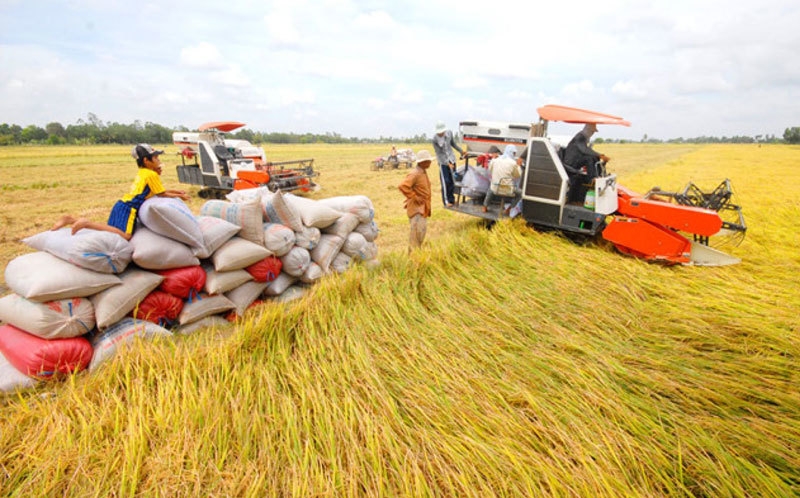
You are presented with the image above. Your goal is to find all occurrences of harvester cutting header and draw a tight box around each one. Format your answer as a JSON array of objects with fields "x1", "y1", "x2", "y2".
[
  {"x1": 449, "y1": 105, "x2": 747, "y2": 266},
  {"x1": 174, "y1": 121, "x2": 319, "y2": 199}
]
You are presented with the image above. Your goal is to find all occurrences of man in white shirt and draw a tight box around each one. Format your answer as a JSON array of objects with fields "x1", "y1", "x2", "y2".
[{"x1": 482, "y1": 145, "x2": 521, "y2": 214}]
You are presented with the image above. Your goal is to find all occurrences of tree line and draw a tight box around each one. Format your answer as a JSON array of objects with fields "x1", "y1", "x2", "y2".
[{"x1": 2, "y1": 114, "x2": 799, "y2": 145}]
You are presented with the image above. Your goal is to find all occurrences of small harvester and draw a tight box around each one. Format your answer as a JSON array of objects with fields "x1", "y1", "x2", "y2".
[
  {"x1": 174, "y1": 121, "x2": 319, "y2": 199},
  {"x1": 449, "y1": 105, "x2": 747, "y2": 266}
]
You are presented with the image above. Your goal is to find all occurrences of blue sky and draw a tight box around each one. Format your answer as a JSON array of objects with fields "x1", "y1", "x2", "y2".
[{"x1": 1, "y1": 0, "x2": 799, "y2": 141}]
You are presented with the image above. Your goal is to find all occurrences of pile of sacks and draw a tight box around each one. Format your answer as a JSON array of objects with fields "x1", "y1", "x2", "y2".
[{"x1": 0, "y1": 189, "x2": 379, "y2": 392}]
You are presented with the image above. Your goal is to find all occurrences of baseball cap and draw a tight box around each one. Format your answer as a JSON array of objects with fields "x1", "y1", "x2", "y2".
[
  {"x1": 488, "y1": 145, "x2": 502, "y2": 154},
  {"x1": 131, "y1": 143, "x2": 164, "y2": 160}
]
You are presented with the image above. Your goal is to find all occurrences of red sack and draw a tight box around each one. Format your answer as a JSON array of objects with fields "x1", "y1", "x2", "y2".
[
  {"x1": 157, "y1": 266, "x2": 206, "y2": 299},
  {"x1": 132, "y1": 290, "x2": 184, "y2": 327},
  {"x1": 246, "y1": 256, "x2": 283, "y2": 283},
  {"x1": 0, "y1": 323, "x2": 93, "y2": 379}
]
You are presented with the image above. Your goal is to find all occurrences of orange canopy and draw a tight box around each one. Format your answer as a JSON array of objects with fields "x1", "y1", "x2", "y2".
[
  {"x1": 198, "y1": 121, "x2": 246, "y2": 132},
  {"x1": 537, "y1": 105, "x2": 631, "y2": 126}
]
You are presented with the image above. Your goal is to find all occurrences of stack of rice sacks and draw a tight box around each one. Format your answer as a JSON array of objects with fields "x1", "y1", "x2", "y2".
[{"x1": 0, "y1": 190, "x2": 379, "y2": 392}]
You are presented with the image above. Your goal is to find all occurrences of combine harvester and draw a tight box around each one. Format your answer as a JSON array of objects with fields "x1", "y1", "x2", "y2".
[
  {"x1": 449, "y1": 105, "x2": 747, "y2": 266},
  {"x1": 174, "y1": 121, "x2": 319, "y2": 199}
]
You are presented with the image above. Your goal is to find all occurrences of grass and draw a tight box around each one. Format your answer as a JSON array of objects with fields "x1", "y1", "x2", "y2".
[{"x1": 0, "y1": 142, "x2": 798, "y2": 496}]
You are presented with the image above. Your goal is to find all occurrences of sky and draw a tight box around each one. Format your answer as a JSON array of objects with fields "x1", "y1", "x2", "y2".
[{"x1": 1, "y1": 0, "x2": 799, "y2": 142}]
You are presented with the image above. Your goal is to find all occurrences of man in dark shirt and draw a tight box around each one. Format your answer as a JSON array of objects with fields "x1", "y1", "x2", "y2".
[{"x1": 562, "y1": 123, "x2": 609, "y2": 203}]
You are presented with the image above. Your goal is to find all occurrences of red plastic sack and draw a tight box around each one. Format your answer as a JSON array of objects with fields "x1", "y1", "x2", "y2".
[
  {"x1": 157, "y1": 266, "x2": 206, "y2": 299},
  {"x1": 0, "y1": 323, "x2": 93, "y2": 379},
  {"x1": 132, "y1": 290, "x2": 184, "y2": 327},
  {"x1": 246, "y1": 256, "x2": 283, "y2": 283}
]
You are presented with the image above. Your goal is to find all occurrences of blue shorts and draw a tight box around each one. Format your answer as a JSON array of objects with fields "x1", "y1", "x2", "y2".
[{"x1": 107, "y1": 200, "x2": 137, "y2": 236}]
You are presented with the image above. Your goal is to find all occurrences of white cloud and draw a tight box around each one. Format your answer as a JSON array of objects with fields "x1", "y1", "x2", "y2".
[
  {"x1": 180, "y1": 42, "x2": 224, "y2": 70},
  {"x1": 561, "y1": 80, "x2": 596, "y2": 98},
  {"x1": 264, "y1": 10, "x2": 301, "y2": 47}
]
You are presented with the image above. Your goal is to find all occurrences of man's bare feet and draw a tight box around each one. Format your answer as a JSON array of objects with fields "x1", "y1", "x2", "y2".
[
  {"x1": 51, "y1": 215, "x2": 76, "y2": 231},
  {"x1": 71, "y1": 218, "x2": 92, "y2": 235}
]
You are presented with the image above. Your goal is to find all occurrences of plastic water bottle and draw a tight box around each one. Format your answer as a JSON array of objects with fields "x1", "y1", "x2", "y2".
[{"x1": 584, "y1": 190, "x2": 596, "y2": 210}]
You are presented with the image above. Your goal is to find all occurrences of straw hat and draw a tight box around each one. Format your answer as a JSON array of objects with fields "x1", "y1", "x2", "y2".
[{"x1": 416, "y1": 150, "x2": 433, "y2": 164}]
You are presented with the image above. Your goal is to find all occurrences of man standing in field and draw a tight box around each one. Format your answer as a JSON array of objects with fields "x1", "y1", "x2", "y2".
[
  {"x1": 52, "y1": 144, "x2": 190, "y2": 240},
  {"x1": 432, "y1": 121, "x2": 465, "y2": 207},
  {"x1": 398, "y1": 150, "x2": 433, "y2": 251}
]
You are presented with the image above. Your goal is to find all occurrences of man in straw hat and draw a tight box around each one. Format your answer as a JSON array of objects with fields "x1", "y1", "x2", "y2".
[{"x1": 398, "y1": 150, "x2": 433, "y2": 250}]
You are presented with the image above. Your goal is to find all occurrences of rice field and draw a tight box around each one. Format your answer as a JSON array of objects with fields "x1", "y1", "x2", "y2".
[{"x1": 0, "y1": 142, "x2": 798, "y2": 496}]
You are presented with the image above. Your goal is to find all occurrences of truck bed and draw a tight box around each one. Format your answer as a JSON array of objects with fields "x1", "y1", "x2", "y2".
[{"x1": 444, "y1": 195, "x2": 512, "y2": 222}]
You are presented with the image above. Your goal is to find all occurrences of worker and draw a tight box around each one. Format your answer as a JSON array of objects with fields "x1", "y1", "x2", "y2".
[
  {"x1": 562, "y1": 123, "x2": 609, "y2": 203},
  {"x1": 51, "y1": 144, "x2": 190, "y2": 240},
  {"x1": 398, "y1": 150, "x2": 433, "y2": 251},
  {"x1": 475, "y1": 144, "x2": 502, "y2": 168},
  {"x1": 482, "y1": 145, "x2": 522, "y2": 214},
  {"x1": 432, "y1": 121, "x2": 465, "y2": 207}
]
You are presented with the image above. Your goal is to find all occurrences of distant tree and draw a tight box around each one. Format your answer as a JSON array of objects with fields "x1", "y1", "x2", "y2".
[
  {"x1": 783, "y1": 127, "x2": 800, "y2": 144},
  {"x1": 21, "y1": 124, "x2": 48, "y2": 142},
  {"x1": 46, "y1": 122, "x2": 66, "y2": 138}
]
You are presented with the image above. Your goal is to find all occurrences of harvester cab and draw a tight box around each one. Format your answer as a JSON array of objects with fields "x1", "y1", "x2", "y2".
[
  {"x1": 447, "y1": 105, "x2": 747, "y2": 266},
  {"x1": 174, "y1": 121, "x2": 319, "y2": 199}
]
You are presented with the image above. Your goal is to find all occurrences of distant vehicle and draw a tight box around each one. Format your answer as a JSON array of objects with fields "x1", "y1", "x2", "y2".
[
  {"x1": 371, "y1": 148, "x2": 415, "y2": 170},
  {"x1": 174, "y1": 121, "x2": 319, "y2": 199},
  {"x1": 448, "y1": 105, "x2": 747, "y2": 266}
]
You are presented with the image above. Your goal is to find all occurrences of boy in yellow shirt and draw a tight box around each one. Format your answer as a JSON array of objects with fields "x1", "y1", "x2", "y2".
[{"x1": 52, "y1": 144, "x2": 190, "y2": 240}]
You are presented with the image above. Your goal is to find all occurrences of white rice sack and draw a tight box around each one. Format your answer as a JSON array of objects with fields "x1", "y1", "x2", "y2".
[
  {"x1": 22, "y1": 227, "x2": 133, "y2": 274},
  {"x1": 225, "y1": 281, "x2": 269, "y2": 316},
  {"x1": 294, "y1": 226, "x2": 321, "y2": 250},
  {"x1": 1, "y1": 350, "x2": 38, "y2": 393},
  {"x1": 138, "y1": 197, "x2": 204, "y2": 249},
  {"x1": 0, "y1": 294, "x2": 94, "y2": 339},
  {"x1": 310, "y1": 234, "x2": 345, "y2": 273},
  {"x1": 90, "y1": 268, "x2": 165, "y2": 329},
  {"x1": 178, "y1": 293, "x2": 236, "y2": 325},
  {"x1": 204, "y1": 265, "x2": 253, "y2": 295},
  {"x1": 342, "y1": 232, "x2": 369, "y2": 260},
  {"x1": 260, "y1": 190, "x2": 304, "y2": 231},
  {"x1": 193, "y1": 215, "x2": 241, "y2": 259},
  {"x1": 131, "y1": 227, "x2": 200, "y2": 270},
  {"x1": 363, "y1": 241, "x2": 378, "y2": 261},
  {"x1": 280, "y1": 246, "x2": 311, "y2": 277},
  {"x1": 263, "y1": 272, "x2": 297, "y2": 296},
  {"x1": 322, "y1": 213, "x2": 361, "y2": 239},
  {"x1": 226, "y1": 186, "x2": 271, "y2": 204},
  {"x1": 212, "y1": 237, "x2": 272, "y2": 272},
  {"x1": 284, "y1": 193, "x2": 342, "y2": 229},
  {"x1": 5, "y1": 251, "x2": 121, "y2": 303},
  {"x1": 317, "y1": 195, "x2": 374, "y2": 223},
  {"x1": 263, "y1": 223, "x2": 296, "y2": 257},
  {"x1": 87, "y1": 317, "x2": 172, "y2": 372},
  {"x1": 353, "y1": 221, "x2": 380, "y2": 242},
  {"x1": 331, "y1": 252, "x2": 351, "y2": 274},
  {"x1": 270, "y1": 284, "x2": 306, "y2": 303},
  {"x1": 176, "y1": 315, "x2": 231, "y2": 336},
  {"x1": 300, "y1": 262, "x2": 324, "y2": 284},
  {"x1": 200, "y1": 199, "x2": 264, "y2": 245}
]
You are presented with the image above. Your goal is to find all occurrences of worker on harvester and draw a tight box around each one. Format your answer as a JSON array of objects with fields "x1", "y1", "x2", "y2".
[{"x1": 562, "y1": 123, "x2": 610, "y2": 203}]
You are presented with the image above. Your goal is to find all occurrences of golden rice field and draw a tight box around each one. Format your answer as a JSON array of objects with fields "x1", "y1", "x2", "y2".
[{"x1": 0, "y1": 142, "x2": 798, "y2": 496}]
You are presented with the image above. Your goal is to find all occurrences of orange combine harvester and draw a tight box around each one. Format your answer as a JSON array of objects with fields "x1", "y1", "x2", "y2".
[
  {"x1": 173, "y1": 121, "x2": 319, "y2": 199},
  {"x1": 448, "y1": 105, "x2": 747, "y2": 266}
]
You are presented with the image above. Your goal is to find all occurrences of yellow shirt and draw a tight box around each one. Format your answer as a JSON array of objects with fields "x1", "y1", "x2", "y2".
[{"x1": 120, "y1": 168, "x2": 165, "y2": 208}]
